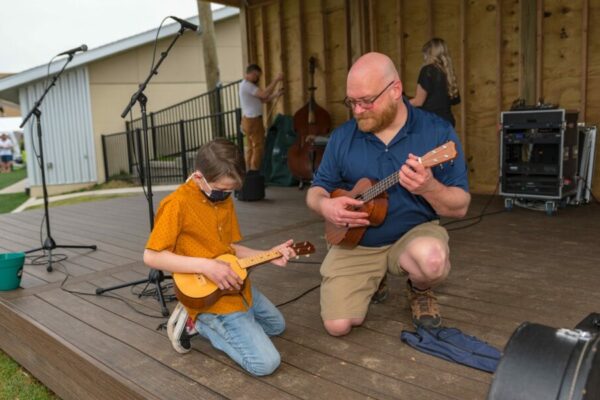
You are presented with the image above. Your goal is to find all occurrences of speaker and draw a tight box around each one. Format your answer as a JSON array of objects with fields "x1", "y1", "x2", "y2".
[
  {"x1": 236, "y1": 170, "x2": 265, "y2": 201},
  {"x1": 487, "y1": 319, "x2": 600, "y2": 400}
]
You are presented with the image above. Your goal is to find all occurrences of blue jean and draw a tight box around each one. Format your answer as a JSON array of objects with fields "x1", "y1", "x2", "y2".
[{"x1": 195, "y1": 286, "x2": 285, "y2": 376}]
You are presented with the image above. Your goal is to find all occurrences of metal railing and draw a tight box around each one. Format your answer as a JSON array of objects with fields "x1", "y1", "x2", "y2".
[
  {"x1": 102, "y1": 109, "x2": 243, "y2": 184},
  {"x1": 127, "y1": 80, "x2": 241, "y2": 135}
]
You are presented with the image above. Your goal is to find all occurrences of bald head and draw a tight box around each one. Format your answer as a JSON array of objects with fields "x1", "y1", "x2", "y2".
[{"x1": 347, "y1": 52, "x2": 399, "y2": 91}]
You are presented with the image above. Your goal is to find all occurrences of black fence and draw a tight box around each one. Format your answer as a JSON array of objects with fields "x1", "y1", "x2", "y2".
[
  {"x1": 102, "y1": 109, "x2": 243, "y2": 185},
  {"x1": 127, "y1": 80, "x2": 241, "y2": 134}
]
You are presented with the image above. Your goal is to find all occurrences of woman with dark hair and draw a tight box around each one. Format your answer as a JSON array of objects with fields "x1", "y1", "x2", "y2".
[{"x1": 409, "y1": 38, "x2": 461, "y2": 127}]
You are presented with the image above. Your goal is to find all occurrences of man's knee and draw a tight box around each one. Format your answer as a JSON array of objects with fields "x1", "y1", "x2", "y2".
[
  {"x1": 323, "y1": 318, "x2": 363, "y2": 337},
  {"x1": 422, "y1": 250, "x2": 448, "y2": 281}
]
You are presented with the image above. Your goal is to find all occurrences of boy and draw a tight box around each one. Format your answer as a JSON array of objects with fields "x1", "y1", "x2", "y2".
[{"x1": 143, "y1": 138, "x2": 296, "y2": 376}]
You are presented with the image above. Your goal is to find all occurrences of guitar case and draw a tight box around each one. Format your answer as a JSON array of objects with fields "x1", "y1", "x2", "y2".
[
  {"x1": 236, "y1": 170, "x2": 265, "y2": 202},
  {"x1": 487, "y1": 316, "x2": 600, "y2": 400}
]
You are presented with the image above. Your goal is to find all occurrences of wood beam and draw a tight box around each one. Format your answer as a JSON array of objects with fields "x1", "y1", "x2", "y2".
[
  {"x1": 239, "y1": 5, "x2": 250, "y2": 67},
  {"x1": 278, "y1": 0, "x2": 289, "y2": 113},
  {"x1": 368, "y1": 0, "x2": 376, "y2": 51},
  {"x1": 299, "y1": 0, "x2": 307, "y2": 103},
  {"x1": 519, "y1": 0, "x2": 537, "y2": 104},
  {"x1": 496, "y1": 0, "x2": 502, "y2": 114},
  {"x1": 428, "y1": 0, "x2": 434, "y2": 39},
  {"x1": 396, "y1": 0, "x2": 404, "y2": 82},
  {"x1": 535, "y1": 0, "x2": 543, "y2": 102},
  {"x1": 581, "y1": 0, "x2": 589, "y2": 121},
  {"x1": 459, "y1": 0, "x2": 467, "y2": 150},
  {"x1": 321, "y1": 0, "x2": 330, "y2": 108},
  {"x1": 259, "y1": 7, "x2": 270, "y2": 89}
]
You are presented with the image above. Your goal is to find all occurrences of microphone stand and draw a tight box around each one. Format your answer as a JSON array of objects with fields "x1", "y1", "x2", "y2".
[
  {"x1": 95, "y1": 26, "x2": 189, "y2": 316},
  {"x1": 21, "y1": 54, "x2": 97, "y2": 272}
]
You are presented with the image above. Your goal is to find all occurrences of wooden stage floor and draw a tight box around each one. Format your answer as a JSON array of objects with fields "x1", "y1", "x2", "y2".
[{"x1": 0, "y1": 186, "x2": 599, "y2": 400}]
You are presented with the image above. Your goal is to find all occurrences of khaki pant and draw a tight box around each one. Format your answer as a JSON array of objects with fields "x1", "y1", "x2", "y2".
[
  {"x1": 320, "y1": 221, "x2": 449, "y2": 320},
  {"x1": 241, "y1": 116, "x2": 265, "y2": 171}
]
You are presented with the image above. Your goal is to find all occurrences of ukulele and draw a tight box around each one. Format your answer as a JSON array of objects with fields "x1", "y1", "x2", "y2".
[
  {"x1": 173, "y1": 241, "x2": 316, "y2": 310},
  {"x1": 325, "y1": 142, "x2": 458, "y2": 247}
]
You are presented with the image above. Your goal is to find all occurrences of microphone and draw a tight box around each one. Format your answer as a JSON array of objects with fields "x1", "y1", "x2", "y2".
[
  {"x1": 170, "y1": 16, "x2": 198, "y2": 32},
  {"x1": 57, "y1": 44, "x2": 88, "y2": 57}
]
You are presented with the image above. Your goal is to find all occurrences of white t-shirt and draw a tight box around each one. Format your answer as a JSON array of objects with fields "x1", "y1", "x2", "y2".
[
  {"x1": 0, "y1": 137, "x2": 13, "y2": 156},
  {"x1": 239, "y1": 79, "x2": 263, "y2": 118}
]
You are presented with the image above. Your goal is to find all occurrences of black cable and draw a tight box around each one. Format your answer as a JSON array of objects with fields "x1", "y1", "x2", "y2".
[
  {"x1": 443, "y1": 179, "x2": 504, "y2": 231},
  {"x1": 54, "y1": 262, "x2": 167, "y2": 319},
  {"x1": 276, "y1": 283, "x2": 321, "y2": 308}
]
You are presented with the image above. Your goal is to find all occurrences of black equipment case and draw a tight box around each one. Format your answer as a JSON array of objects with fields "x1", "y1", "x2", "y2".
[{"x1": 488, "y1": 315, "x2": 600, "y2": 400}]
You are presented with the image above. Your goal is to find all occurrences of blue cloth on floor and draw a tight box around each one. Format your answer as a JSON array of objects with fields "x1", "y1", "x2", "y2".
[{"x1": 401, "y1": 326, "x2": 502, "y2": 373}]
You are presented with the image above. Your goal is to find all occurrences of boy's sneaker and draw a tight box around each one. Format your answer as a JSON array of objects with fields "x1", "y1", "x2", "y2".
[
  {"x1": 406, "y1": 280, "x2": 442, "y2": 329},
  {"x1": 371, "y1": 275, "x2": 389, "y2": 304},
  {"x1": 167, "y1": 302, "x2": 197, "y2": 354}
]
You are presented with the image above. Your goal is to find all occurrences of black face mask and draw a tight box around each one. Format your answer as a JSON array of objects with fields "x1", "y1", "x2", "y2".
[
  {"x1": 202, "y1": 176, "x2": 232, "y2": 202},
  {"x1": 206, "y1": 190, "x2": 231, "y2": 202}
]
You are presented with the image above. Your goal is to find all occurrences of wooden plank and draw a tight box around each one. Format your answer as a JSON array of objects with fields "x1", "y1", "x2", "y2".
[
  {"x1": 37, "y1": 286, "x2": 297, "y2": 399},
  {"x1": 500, "y1": 0, "x2": 520, "y2": 111},
  {"x1": 396, "y1": 0, "x2": 404, "y2": 81},
  {"x1": 581, "y1": 0, "x2": 589, "y2": 121},
  {"x1": 323, "y1": 0, "x2": 348, "y2": 126},
  {"x1": 459, "y1": 0, "x2": 467, "y2": 151},
  {"x1": 278, "y1": 0, "x2": 289, "y2": 113},
  {"x1": 368, "y1": 0, "x2": 376, "y2": 51},
  {"x1": 465, "y1": 0, "x2": 499, "y2": 192},
  {"x1": 536, "y1": 0, "x2": 543, "y2": 102},
  {"x1": 0, "y1": 297, "x2": 162, "y2": 400},
  {"x1": 541, "y1": 0, "x2": 583, "y2": 109},
  {"x1": 496, "y1": 0, "x2": 503, "y2": 116},
  {"x1": 299, "y1": 0, "x2": 308, "y2": 103},
  {"x1": 76, "y1": 277, "x2": 383, "y2": 400},
  {"x1": 519, "y1": 0, "x2": 537, "y2": 104}
]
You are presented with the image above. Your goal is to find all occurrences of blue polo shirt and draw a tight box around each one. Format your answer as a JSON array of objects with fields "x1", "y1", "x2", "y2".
[{"x1": 312, "y1": 102, "x2": 468, "y2": 247}]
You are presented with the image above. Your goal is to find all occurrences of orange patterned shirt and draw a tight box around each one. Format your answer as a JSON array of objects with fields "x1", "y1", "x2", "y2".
[{"x1": 145, "y1": 179, "x2": 252, "y2": 318}]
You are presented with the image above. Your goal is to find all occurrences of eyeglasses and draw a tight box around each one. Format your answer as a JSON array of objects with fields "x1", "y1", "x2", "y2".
[{"x1": 344, "y1": 81, "x2": 395, "y2": 109}]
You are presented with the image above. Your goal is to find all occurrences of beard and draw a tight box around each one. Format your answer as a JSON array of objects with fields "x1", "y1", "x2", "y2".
[{"x1": 355, "y1": 100, "x2": 398, "y2": 133}]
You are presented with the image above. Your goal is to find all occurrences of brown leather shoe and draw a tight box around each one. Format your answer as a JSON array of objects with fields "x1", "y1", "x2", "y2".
[
  {"x1": 371, "y1": 275, "x2": 389, "y2": 304},
  {"x1": 406, "y1": 280, "x2": 442, "y2": 328}
]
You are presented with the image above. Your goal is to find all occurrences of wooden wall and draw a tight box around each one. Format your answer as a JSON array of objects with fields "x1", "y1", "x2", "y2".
[{"x1": 244, "y1": 0, "x2": 600, "y2": 196}]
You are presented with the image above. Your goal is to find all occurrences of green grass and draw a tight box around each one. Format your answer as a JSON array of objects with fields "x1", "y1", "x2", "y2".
[
  {"x1": 0, "y1": 168, "x2": 27, "y2": 191},
  {"x1": 0, "y1": 350, "x2": 58, "y2": 400},
  {"x1": 0, "y1": 193, "x2": 28, "y2": 214}
]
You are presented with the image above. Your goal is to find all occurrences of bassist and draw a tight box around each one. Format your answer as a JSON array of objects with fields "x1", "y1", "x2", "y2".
[{"x1": 306, "y1": 52, "x2": 470, "y2": 336}]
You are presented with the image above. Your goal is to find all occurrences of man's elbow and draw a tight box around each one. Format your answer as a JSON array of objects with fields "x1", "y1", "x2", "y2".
[{"x1": 454, "y1": 193, "x2": 471, "y2": 218}]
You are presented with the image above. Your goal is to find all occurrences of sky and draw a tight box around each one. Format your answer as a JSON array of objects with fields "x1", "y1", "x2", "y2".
[{"x1": 0, "y1": 0, "x2": 220, "y2": 73}]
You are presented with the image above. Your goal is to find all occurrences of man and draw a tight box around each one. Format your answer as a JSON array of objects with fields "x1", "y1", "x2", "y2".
[
  {"x1": 239, "y1": 64, "x2": 283, "y2": 170},
  {"x1": 306, "y1": 52, "x2": 470, "y2": 337}
]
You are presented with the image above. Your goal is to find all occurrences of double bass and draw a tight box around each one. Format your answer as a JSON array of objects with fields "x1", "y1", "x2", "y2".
[{"x1": 288, "y1": 57, "x2": 331, "y2": 184}]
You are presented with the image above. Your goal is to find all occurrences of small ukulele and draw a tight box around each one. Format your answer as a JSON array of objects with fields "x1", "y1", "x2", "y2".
[
  {"x1": 173, "y1": 241, "x2": 316, "y2": 309},
  {"x1": 325, "y1": 142, "x2": 458, "y2": 247}
]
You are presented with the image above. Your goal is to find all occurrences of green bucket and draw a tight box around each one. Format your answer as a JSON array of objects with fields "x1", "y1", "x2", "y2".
[{"x1": 0, "y1": 252, "x2": 25, "y2": 291}]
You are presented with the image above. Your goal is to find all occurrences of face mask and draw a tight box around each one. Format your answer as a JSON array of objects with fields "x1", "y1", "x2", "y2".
[{"x1": 202, "y1": 176, "x2": 233, "y2": 202}]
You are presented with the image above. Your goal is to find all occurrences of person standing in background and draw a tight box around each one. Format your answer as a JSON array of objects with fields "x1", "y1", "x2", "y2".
[
  {"x1": 409, "y1": 38, "x2": 461, "y2": 127},
  {"x1": 0, "y1": 132, "x2": 14, "y2": 173},
  {"x1": 239, "y1": 64, "x2": 284, "y2": 171}
]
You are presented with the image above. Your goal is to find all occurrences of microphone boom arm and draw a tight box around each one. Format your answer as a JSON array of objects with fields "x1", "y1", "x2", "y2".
[
  {"x1": 21, "y1": 54, "x2": 74, "y2": 128},
  {"x1": 121, "y1": 26, "x2": 186, "y2": 118}
]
